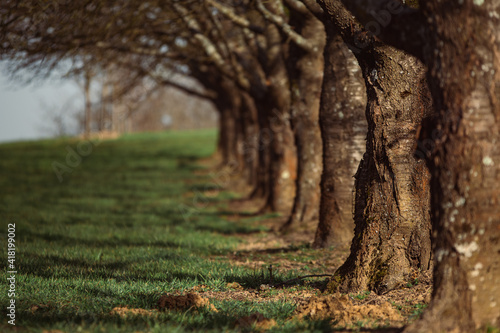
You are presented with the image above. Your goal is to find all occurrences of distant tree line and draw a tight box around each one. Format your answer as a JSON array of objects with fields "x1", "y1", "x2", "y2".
[{"x1": 1, "y1": 0, "x2": 498, "y2": 331}]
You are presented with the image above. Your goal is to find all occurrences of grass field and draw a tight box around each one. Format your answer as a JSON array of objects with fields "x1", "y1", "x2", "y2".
[
  {"x1": 1, "y1": 129, "x2": 447, "y2": 333},
  {"x1": 0, "y1": 130, "x2": 335, "y2": 332}
]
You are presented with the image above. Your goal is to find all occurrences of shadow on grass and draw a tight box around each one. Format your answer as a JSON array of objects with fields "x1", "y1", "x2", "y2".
[
  {"x1": 234, "y1": 242, "x2": 311, "y2": 256},
  {"x1": 18, "y1": 252, "x2": 209, "y2": 283},
  {"x1": 14, "y1": 307, "x2": 404, "y2": 333},
  {"x1": 19, "y1": 230, "x2": 193, "y2": 251}
]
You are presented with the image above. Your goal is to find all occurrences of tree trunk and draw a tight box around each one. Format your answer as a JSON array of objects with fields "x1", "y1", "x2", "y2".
[
  {"x1": 100, "y1": 77, "x2": 110, "y2": 131},
  {"x1": 313, "y1": 31, "x2": 367, "y2": 248},
  {"x1": 215, "y1": 80, "x2": 241, "y2": 167},
  {"x1": 261, "y1": 97, "x2": 296, "y2": 214},
  {"x1": 240, "y1": 91, "x2": 260, "y2": 188},
  {"x1": 84, "y1": 71, "x2": 92, "y2": 139},
  {"x1": 249, "y1": 102, "x2": 272, "y2": 200},
  {"x1": 258, "y1": 3, "x2": 297, "y2": 215},
  {"x1": 403, "y1": 1, "x2": 500, "y2": 331},
  {"x1": 335, "y1": 45, "x2": 433, "y2": 293},
  {"x1": 280, "y1": 8, "x2": 326, "y2": 231},
  {"x1": 319, "y1": 2, "x2": 433, "y2": 294},
  {"x1": 233, "y1": 93, "x2": 247, "y2": 174}
]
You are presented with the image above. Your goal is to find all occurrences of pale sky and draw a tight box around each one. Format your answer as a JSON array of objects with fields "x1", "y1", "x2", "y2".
[{"x1": 0, "y1": 64, "x2": 81, "y2": 143}]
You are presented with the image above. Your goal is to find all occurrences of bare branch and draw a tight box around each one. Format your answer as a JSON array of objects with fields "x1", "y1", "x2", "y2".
[
  {"x1": 159, "y1": 78, "x2": 217, "y2": 100},
  {"x1": 255, "y1": 0, "x2": 315, "y2": 52},
  {"x1": 173, "y1": 4, "x2": 228, "y2": 72},
  {"x1": 283, "y1": 0, "x2": 312, "y2": 15},
  {"x1": 205, "y1": 0, "x2": 264, "y2": 34},
  {"x1": 172, "y1": 2, "x2": 251, "y2": 90},
  {"x1": 325, "y1": 0, "x2": 427, "y2": 61},
  {"x1": 296, "y1": 0, "x2": 325, "y2": 18}
]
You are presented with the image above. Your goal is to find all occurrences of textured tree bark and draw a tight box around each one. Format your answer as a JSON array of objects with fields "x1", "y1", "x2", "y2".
[
  {"x1": 318, "y1": 1, "x2": 433, "y2": 294},
  {"x1": 280, "y1": 7, "x2": 326, "y2": 231},
  {"x1": 327, "y1": 0, "x2": 499, "y2": 329},
  {"x1": 402, "y1": 1, "x2": 500, "y2": 331},
  {"x1": 233, "y1": 95, "x2": 247, "y2": 174},
  {"x1": 248, "y1": 99, "x2": 296, "y2": 217},
  {"x1": 249, "y1": 102, "x2": 272, "y2": 200},
  {"x1": 216, "y1": 104, "x2": 237, "y2": 166},
  {"x1": 313, "y1": 31, "x2": 367, "y2": 248},
  {"x1": 266, "y1": 103, "x2": 297, "y2": 214},
  {"x1": 336, "y1": 46, "x2": 433, "y2": 293},
  {"x1": 214, "y1": 79, "x2": 241, "y2": 167},
  {"x1": 246, "y1": 64, "x2": 296, "y2": 217},
  {"x1": 257, "y1": 0, "x2": 297, "y2": 215},
  {"x1": 239, "y1": 91, "x2": 260, "y2": 188}
]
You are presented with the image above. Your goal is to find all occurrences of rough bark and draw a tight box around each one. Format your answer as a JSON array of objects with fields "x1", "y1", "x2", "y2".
[
  {"x1": 332, "y1": 0, "x2": 500, "y2": 329},
  {"x1": 248, "y1": 100, "x2": 272, "y2": 200},
  {"x1": 280, "y1": 5, "x2": 326, "y2": 231},
  {"x1": 233, "y1": 95, "x2": 247, "y2": 174},
  {"x1": 258, "y1": 0, "x2": 297, "y2": 215},
  {"x1": 319, "y1": 1, "x2": 433, "y2": 294},
  {"x1": 214, "y1": 79, "x2": 241, "y2": 167},
  {"x1": 239, "y1": 91, "x2": 260, "y2": 188},
  {"x1": 313, "y1": 31, "x2": 367, "y2": 248},
  {"x1": 403, "y1": 1, "x2": 500, "y2": 331}
]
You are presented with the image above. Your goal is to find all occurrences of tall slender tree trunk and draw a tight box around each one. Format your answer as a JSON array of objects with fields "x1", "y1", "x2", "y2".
[
  {"x1": 280, "y1": 8, "x2": 326, "y2": 231},
  {"x1": 319, "y1": 2, "x2": 433, "y2": 294},
  {"x1": 266, "y1": 104, "x2": 297, "y2": 214},
  {"x1": 240, "y1": 92, "x2": 260, "y2": 188},
  {"x1": 233, "y1": 94, "x2": 247, "y2": 174},
  {"x1": 249, "y1": 102, "x2": 272, "y2": 200},
  {"x1": 313, "y1": 31, "x2": 367, "y2": 248},
  {"x1": 258, "y1": 3, "x2": 297, "y2": 215},
  {"x1": 84, "y1": 71, "x2": 92, "y2": 139},
  {"x1": 100, "y1": 77, "x2": 110, "y2": 131},
  {"x1": 214, "y1": 79, "x2": 241, "y2": 167}
]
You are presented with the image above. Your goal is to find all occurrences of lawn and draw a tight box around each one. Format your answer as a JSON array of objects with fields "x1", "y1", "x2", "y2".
[{"x1": 0, "y1": 130, "x2": 430, "y2": 333}]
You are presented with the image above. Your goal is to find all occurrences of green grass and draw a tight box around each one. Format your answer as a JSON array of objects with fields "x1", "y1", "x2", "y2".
[{"x1": 0, "y1": 130, "x2": 336, "y2": 332}]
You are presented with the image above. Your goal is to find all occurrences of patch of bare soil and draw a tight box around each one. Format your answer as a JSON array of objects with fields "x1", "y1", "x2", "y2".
[
  {"x1": 110, "y1": 306, "x2": 158, "y2": 317},
  {"x1": 184, "y1": 161, "x2": 433, "y2": 331},
  {"x1": 157, "y1": 293, "x2": 218, "y2": 312},
  {"x1": 199, "y1": 285, "x2": 320, "y2": 304},
  {"x1": 353, "y1": 270, "x2": 433, "y2": 318},
  {"x1": 295, "y1": 293, "x2": 403, "y2": 327},
  {"x1": 228, "y1": 218, "x2": 350, "y2": 277}
]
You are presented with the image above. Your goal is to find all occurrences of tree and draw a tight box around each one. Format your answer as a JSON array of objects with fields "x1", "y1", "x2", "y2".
[
  {"x1": 339, "y1": 0, "x2": 500, "y2": 330},
  {"x1": 83, "y1": 68, "x2": 93, "y2": 138},
  {"x1": 318, "y1": 0, "x2": 433, "y2": 293},
  {"x1": 201, "y1": 0, "x2": 298, "y2": 214},
  {"x1": 313, "y1": 29, "x2": 367, "y2": 248},
  {"x1": 259, "y1": 0, "x2": 326, "y2": 231}
]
